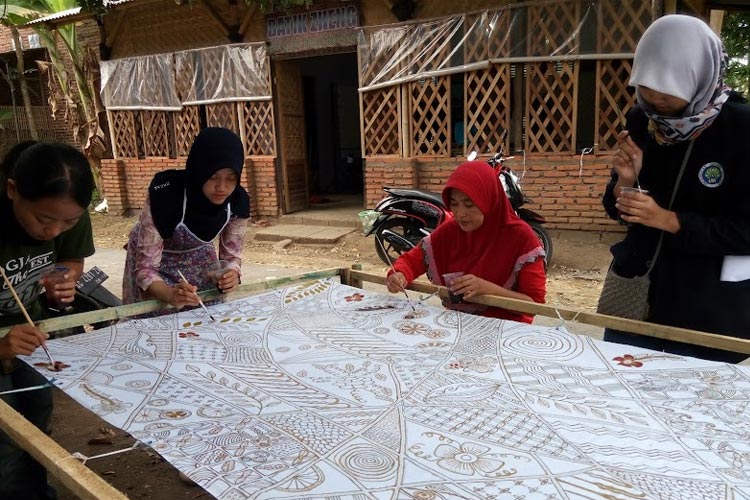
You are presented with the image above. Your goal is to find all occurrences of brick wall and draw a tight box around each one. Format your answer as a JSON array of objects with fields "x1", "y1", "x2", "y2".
[
  {"x1": 101, "y1": 156, "x2": 281, "y2": 219},
  {"x1": 364, "y1": 155, "x2": 625, "y2": 232},
  {"x1": 0, "y1": 26, "x2": 37, "y2": 53}
]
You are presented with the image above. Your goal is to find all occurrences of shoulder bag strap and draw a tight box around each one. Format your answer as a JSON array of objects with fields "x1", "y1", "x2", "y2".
[{"x1": 647, "y1": 140, "x2": 695, "y2": 274}]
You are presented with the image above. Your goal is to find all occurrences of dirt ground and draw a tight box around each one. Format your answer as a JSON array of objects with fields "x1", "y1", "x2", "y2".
[{"x1": 47, "y1": 213, "x2": 622, "y2": 500}]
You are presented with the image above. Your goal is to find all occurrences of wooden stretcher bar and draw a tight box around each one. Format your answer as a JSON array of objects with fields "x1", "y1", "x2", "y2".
[
  {"x1": 2, "y1": 265, "x2": 748, "y2": 353},
  {"x1": 0, "y1": 268, "x2": 342, "y2": 337},
  {"x1": 0, "y1": 398, "x2": 128, "y2": 500},
  {"x1": 344, "y1": 268, "x2": 750, "y2": 355}
]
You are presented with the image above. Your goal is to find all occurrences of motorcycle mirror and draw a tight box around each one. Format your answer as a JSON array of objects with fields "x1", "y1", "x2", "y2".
[{"x1": 467, "y1": 151, "x2": 478, "y2": 161}]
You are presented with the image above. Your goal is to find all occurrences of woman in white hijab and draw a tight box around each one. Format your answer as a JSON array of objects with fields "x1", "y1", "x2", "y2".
[{"x1": 600, "y1": 14, "x2": 750, "y2": 363}]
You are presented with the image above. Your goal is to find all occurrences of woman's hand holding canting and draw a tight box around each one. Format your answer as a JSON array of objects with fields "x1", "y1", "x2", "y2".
[
  {"x1": 0, "y1": 324, "x2": 48, "y2": 359},
  {"x1": 169, "y1": 281, "x2": 200, "y2": 309},
  {"x1": 612, "y1": 131, "x2": 644, "y2": 196},
  {"x1": 386, "y1": 272, "x2": 408, "y2": 293}
]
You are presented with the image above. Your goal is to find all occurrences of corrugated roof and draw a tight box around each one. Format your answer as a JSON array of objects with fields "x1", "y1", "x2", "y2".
[{"x1": 24, "y1": 7, "x2": 83, "y2": 26}]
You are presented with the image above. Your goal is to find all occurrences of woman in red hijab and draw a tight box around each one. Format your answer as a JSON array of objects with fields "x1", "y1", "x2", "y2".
[{"x1": 386, "y1": 160, "x2": 546, "y2": 323}]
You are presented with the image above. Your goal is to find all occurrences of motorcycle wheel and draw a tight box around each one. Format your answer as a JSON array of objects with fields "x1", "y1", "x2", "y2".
[
  {"x1": 527, "y1": 221, "x2": 553, "y2": 269},
  {"x1": 374, "y1": 218, "x2": 425, "y2": 266}
]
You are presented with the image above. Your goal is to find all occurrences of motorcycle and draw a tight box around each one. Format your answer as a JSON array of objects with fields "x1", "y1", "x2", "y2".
[{"x1": 363, "y1": 150, "x2": 553, "y2": 267}]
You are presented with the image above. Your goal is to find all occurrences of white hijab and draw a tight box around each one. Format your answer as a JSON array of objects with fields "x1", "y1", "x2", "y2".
[{"x1": 630, "y1": 15, "x2": 724, "y2": 117}]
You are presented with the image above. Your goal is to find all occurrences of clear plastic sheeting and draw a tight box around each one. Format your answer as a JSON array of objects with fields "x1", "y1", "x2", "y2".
[
  {"x1": 100, "y1": 53, "x2": 181, "y2": 111},
  {"x1": 174, "y1": 44, "x2": 272, "y2": 106},
  {"x1": 358, "y1": 0, "x2": 658, "y2": 91},
  {"x1": 100, "y1": 43, "x2": 271, "y2": 110}
]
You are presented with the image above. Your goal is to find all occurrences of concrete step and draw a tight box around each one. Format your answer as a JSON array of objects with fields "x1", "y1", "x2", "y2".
[
  {"x1": 254, "y1": 224, "x2": 355, "y2": 244},
  {"x1": 279, "y1": 212, "x2": 360, "y2": 229}
]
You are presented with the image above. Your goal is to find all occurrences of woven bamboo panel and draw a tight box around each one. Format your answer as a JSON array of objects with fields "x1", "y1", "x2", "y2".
[
  {"x1": 140, "y1": 111, "x2": 170, "y2": 157},
  {"x1": 241, "y1": 101, "x2": 276, "y2": 156},
  {"x1": 118, "y1": 2, "x2": 229, "y2": 59},
  {"x1": 598, "y1": 0, "x2": 653, "y2": 53},
  {"x1": 410, "y1": 76, "x2": 450, "y2": 157},
  {"x1": 525, "y1": 61, "x2": 578, "y2": 153},
  {"x1": 527, "y1": 1, "x2": 581, "y2": 56},
  {"x1": 464, "y1": 9, "x2": 512, "y2": 62},
  {"x1": 595, "y1": 59, "x2": 636, "y2": 152},
  {"x1": 362, "y1": 87, "x2": 401, "y2": 157},
  {"x1": 110, "y1": 110, "x2": 139, "y2": 158},
  {"x1": 464, "y1": 65, "x2": 510, "y2": 156},
  {"x1": 174, "y1": 106, "x2": 200, "y2": 157},
  {"x1": 206, "y1": 103, "x2": 240, "y2": 135},
  {"x1": 282, "y1": 111, "x2": 305, "y2": 161}
]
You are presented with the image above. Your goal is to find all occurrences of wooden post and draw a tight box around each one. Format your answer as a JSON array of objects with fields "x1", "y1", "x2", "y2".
[
  {"x1": 349, "y1": 264, "x2": 363, "y2": 288},
  {"x1": 0, "y1": 399, "x2": 128, "y2": 500}
]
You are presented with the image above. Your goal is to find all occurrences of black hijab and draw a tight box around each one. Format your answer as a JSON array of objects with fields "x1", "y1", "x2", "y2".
[{"x1": 148, "y1": 127, "x2": 250, "y2": 241}]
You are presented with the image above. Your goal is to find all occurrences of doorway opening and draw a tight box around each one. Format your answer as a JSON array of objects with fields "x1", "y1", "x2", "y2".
[{"x1": 275, "y1": 52, "x2": 362, "y2": 214}]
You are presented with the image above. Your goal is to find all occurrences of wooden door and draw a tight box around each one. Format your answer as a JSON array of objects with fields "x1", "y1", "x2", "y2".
[{"x1": 274, "y1": 60, "x2": 308, "y2": 213}]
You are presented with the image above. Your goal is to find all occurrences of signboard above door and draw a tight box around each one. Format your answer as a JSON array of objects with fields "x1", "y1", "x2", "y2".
[{"x1": 267, "y1": 2, "x2": 360, "y2": 39}]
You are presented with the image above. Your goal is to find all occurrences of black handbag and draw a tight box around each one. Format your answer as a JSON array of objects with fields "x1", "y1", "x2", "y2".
[{"x1": 596, "y1": 141, "x2": 694, "y2": 320}]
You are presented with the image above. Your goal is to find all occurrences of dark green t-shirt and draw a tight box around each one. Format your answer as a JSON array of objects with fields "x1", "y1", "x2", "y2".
[{"x1": 0, "y1": 195, "x2": 95, "y2": 328}]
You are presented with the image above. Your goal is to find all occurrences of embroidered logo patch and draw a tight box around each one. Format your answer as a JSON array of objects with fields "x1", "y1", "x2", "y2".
[{"x1": 699, "y1": 162, "x2": 724, "y2": 188}]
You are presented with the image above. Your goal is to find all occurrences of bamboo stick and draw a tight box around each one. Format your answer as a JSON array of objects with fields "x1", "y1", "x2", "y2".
[
  {"x1": 0, "y1": 398, "x2": 128, "y2": 500},
  {"x1": 348, "y1": 269, "x2": 750, "y2": 355}
]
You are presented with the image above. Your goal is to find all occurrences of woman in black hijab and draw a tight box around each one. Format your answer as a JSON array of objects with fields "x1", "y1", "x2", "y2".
[{"x1": 123, "y1": 127, "x2": 250, "y2": 307}]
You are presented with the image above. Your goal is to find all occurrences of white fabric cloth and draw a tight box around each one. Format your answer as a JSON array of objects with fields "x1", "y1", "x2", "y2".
[
  {"x1": 630, "y1": 15, "x2": 724, "y2": 116},
  {"x1": 24, "y1": 279, "x2": 750, "y2": 499}
]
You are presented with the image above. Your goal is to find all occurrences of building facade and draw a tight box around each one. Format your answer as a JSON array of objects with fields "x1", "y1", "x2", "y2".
[{"x1": 18, "y1": 0, "x2": 706, "y2": 232}]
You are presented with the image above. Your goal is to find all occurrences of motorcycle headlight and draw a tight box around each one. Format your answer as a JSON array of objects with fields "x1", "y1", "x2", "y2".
[{"x1": 358, "y1": 210, "x2": 380, "y2": 234}]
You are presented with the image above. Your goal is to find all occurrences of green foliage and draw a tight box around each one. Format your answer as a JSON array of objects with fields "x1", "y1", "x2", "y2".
[{"x1": 722, "y1": 12, "x2": 750, "y2": 95}]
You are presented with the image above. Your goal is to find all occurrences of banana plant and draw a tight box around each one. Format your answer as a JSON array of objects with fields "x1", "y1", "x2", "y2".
[
  {"x1": 1, "y1": 4, "x2": 41, "y2": 139},
  {"x1": 3, "y1": 0, "x2": 107, "y2": 197}
]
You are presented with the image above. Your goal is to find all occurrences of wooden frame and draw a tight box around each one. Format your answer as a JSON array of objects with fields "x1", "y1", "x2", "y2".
[{"x1": 4, "y1": 265, "x2": 749, "y2": 499}]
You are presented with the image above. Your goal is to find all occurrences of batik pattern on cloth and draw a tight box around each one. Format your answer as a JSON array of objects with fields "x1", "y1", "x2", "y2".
[{"x1": 24, "y1": 279, "x2": 750, "y2": 499}]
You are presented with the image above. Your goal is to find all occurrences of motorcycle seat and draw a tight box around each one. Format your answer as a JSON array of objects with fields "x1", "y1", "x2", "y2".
[{"x1": 383, "y1": 187, "x2": 444, "y2": 207}]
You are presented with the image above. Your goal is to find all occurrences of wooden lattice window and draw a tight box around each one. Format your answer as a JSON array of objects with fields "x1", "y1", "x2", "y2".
[
  {"x1": 595, "y1": 59, "x2": 635, "y2": 152},
  {"x1": 597, "y1": 0, "x2": 653, "y2": 53},
  {"x1": 464, "y1": 65, "x2": 510, "y2": 156},
  {"x1": 206, "y1": 103, "x2": 240, "y2": 135},
  {"x1": 174, "y1": 56, "x2": 196, "y2": 104},
  {"x1": 525, "y1": 61, "x2": 578, "y2": 153},
  {"x1": 358, "y1": 31, "x2": 400, "y2": 88},
  {"x1": 362, "y1": 87, "x2": 401, "y2": 157},
  {"x1": 140, "y1": 111, "x2": 170, "y2": 157},
  {"x1": 464, "y1": 9, "x2": 512, "y2": 62},
  {"x1": 527, "y1": 1, "x2": 581, "y2": 56},
  {"x1": 241, "y1": 101, "x2": 276, "y2": 156},
  {"x1": 173, "y1": 106, "x2": 200, "y2": 157},
  {"x1": 410, "y1": 76, "x2": 450, "y2": 157},
  {"x1": 109, "y1": 110, "x2": 139, "y2": 158}
]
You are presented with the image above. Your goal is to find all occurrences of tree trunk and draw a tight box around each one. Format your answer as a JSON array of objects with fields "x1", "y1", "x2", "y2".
[{"x1": 10, "y1": 25, "x2": 38, "y2": 140}]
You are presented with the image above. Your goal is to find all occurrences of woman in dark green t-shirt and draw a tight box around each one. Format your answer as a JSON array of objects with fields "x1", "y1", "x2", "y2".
[{"x1": 0, "y1": 142, "x2": 94, "y2": 500}]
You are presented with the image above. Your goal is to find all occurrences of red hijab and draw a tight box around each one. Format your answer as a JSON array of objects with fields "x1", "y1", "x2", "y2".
[{"x1": 423, "y1": 160, "x2": 544, "y2": 302}]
